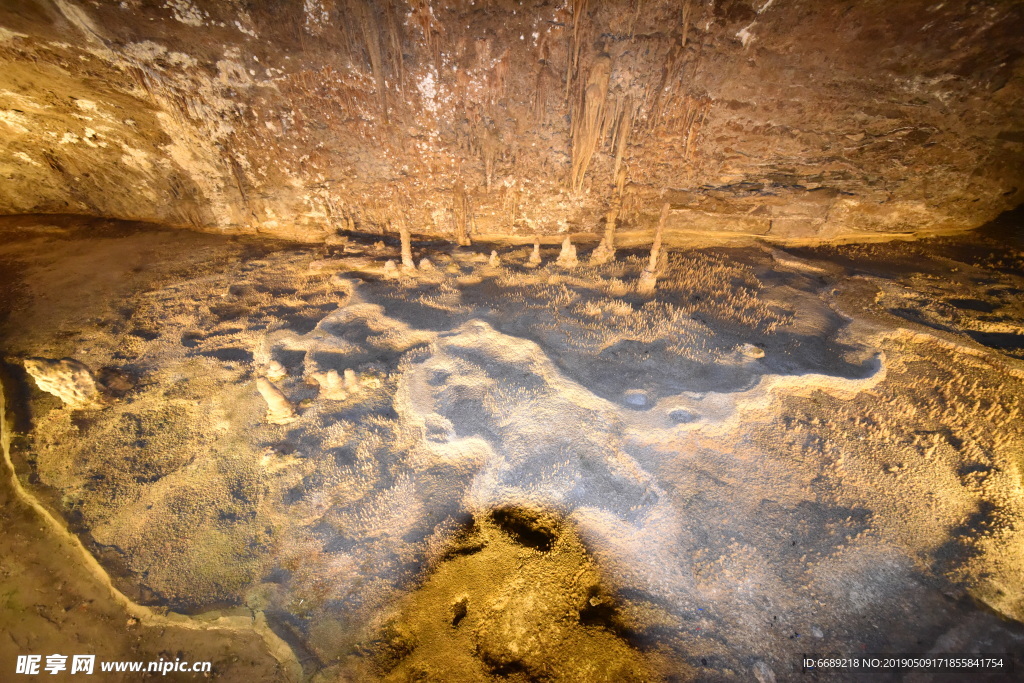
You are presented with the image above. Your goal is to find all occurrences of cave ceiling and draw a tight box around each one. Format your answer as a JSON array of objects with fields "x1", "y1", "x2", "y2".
[{"x1": 0, "y1": 0, "x2": 1022, "y2": 243}]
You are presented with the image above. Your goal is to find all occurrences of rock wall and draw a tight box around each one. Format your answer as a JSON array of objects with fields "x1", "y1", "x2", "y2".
[{"x1": 0, "y1": 0, "x2": 1022, "y2": 243}]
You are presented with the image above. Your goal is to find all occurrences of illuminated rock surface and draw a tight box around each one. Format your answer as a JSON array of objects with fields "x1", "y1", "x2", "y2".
[{"x1": 0, "y1": 1, "x2": 1022, "y2": 242}]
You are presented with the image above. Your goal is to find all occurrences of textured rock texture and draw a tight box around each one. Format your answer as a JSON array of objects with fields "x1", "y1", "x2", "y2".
[
  {"x1": 23, "y1": 357, "x2": 105, "y2": 409},
  {"x1": 0, "y1": 0, "x2": 1022, "y2": 243}
]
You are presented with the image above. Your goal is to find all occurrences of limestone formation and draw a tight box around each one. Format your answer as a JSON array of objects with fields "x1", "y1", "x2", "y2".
[
  {"x1": 256, "y1": 377, "x2": 297, "y2": 425},
  {"x1": 9, "y1": 217, "x2": 1024, "y2": 682},
  {"x1": 739, "y1": 343, "x2": 766, "y2": 359},
  {"x1": 383, "y1": 259, "x2": 399, "y2": 279},
  {"x1": 419, "y1": 258, "x2": 434, "y2": 271},
  {"x1": 23, "y1": 358, "x2": 105, "y2": 409},
  {"x1": 488, "y1": 250, "x2": 501, "y2": 267},
  {"x1": 555, "y1": 237, "x2": 578, "y2": 268}
]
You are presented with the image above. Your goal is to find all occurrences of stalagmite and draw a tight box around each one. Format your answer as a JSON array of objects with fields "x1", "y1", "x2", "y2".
[
  {"x1": 344, "y1": 368, "x2": 361, "y2": 393},
  {"x1": 399, "y1": 221, "x2": 415, "y2": 270},
  {"x1": 383, "y1": 259, "x2": 399, "y2": 278},
  {"x1": 589, "y1": 207, "x2": 619, "y2": 265},
  {"x1": 419, "y1": 257, "x2": 435, "y2": 271},
  {"x1": 256, "y1": 377, "x2": 297, "y2": 424},
  {"x1": 489, "y1": 250, "x2": 501, "y2": 267},
  {"x1": 23, "y1": 357, "x2": 105, "y2": 409},
  {"x1": 556, "y1": 236, "x2": 578, "y2": 268},
  {"x1": 589, "y1": 238, "x2": 612, "y2": 266},
  {"x1": 637, "y1": 202, "x2": 669, "y2": 294},
  {"x1": 527, "y1": 237, "x2": 542, "y2": 266},
  {"x1": 310, "y1": 369, "x2": 347, "y2": 400},
  {"x1": 604, "y1": 205, "x2": 619, "y2": 253}
]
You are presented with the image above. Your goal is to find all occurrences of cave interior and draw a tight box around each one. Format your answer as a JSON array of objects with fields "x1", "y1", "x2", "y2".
[{"x1": 1, "y1": 1, "x2": 1024, "y2": 681}]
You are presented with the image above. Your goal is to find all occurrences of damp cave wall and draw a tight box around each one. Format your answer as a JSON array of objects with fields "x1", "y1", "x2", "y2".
[{"x1": 0, "y1": 0, "x2": 1022, "y2": 244}]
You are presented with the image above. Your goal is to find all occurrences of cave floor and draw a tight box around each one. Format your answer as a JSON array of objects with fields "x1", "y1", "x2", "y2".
[{"x1": 1, "y1": 215, "x2": 1023, "y2": 681}]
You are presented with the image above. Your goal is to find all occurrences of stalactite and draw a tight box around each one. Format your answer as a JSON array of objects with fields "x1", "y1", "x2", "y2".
[
  {"x1": 350, "y1": 0, "x2": 388, "y2": 123},
  {"x1": 410, "y1": 0, "x2": 443, "y2": 76},
  {"x1": 533, "y1": 33, "x2": 556, "y2": 125},
  {"x1": 504, "y1": 184, "x2": 520, "y2": 231},
  {"x1": 481, "y1": 126, "x2": 500, "y2": 191},
  {"x1": 682, "y1": 98, "x2": 711, "y2": 161},
  {"x1": 681, "y1": 0, "x2": 693, "y2": 48},
  {"x1": 565, "y1": 0, "x2": 591, "y2": 107},
  {"x1": 629, "y1": 0, "x2": 644, "y2": 40},
  {"x1": 643, "y1": 30, "x2": 688, "y2": 135},
  {"x1": 570, "y1": 54, "x2": 612, "y2": 194},
  {"x1": 452, "y1": 184, "x2": 472, "y2": 247},
  {"x1": 612, "y1": 99, "x2": 633, "y2": 187}
]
